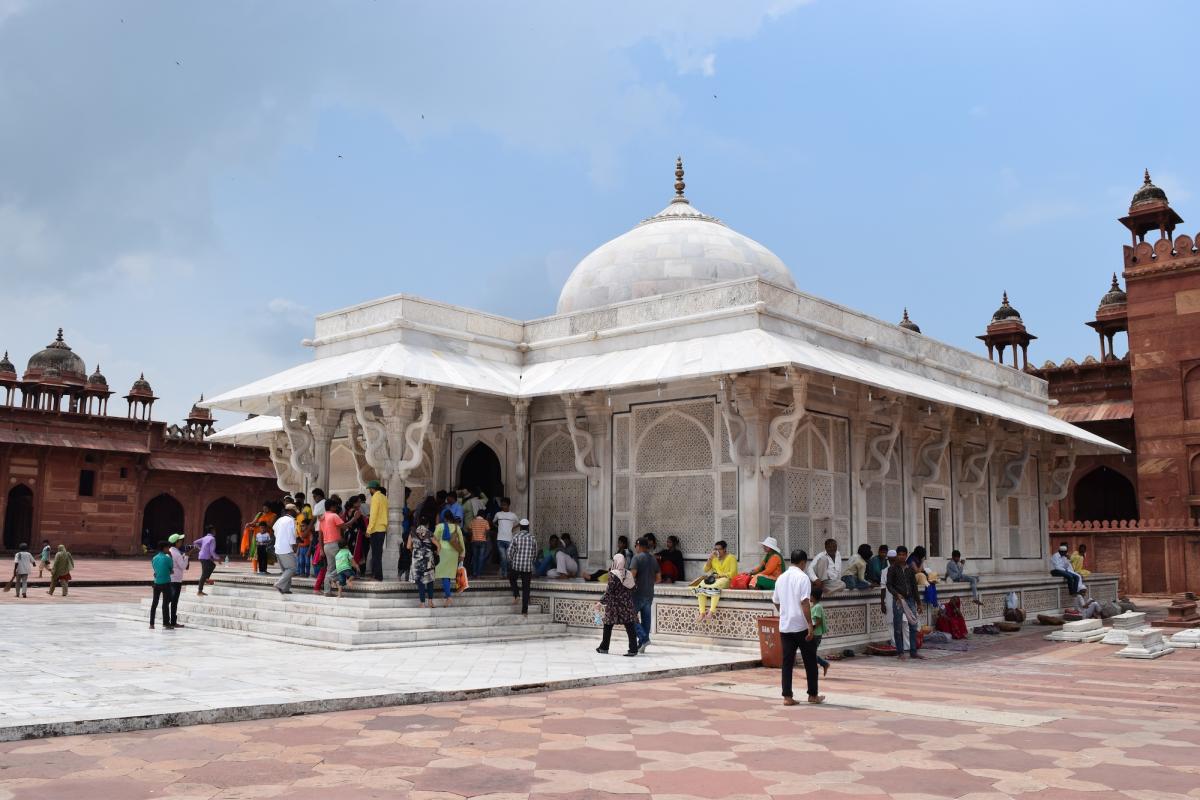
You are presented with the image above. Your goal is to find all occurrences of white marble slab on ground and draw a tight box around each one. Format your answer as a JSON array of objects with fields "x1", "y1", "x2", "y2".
[
  {"x1": 0, "y1": 603, "x2": 751, "y2": 740},
  {"x1": 702, "y1": 681, "x2": 1062, "y2": 728}
]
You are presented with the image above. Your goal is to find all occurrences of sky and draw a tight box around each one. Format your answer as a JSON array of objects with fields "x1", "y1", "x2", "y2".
[{"x1": 2, "y1": 0, "x2": 1197, "y2": 426}]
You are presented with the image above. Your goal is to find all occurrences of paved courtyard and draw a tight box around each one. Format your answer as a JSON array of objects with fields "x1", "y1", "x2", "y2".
[{"x1": 1, "y1": 613, "x2": 1197, "y2": 800}]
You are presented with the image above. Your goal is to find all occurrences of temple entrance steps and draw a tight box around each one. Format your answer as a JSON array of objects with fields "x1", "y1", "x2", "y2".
[{"x1": 125, "y1": 583, "x2": 568, "y2": 650}]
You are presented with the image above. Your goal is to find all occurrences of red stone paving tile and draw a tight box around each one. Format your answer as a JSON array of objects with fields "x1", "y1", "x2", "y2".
[
  {"x1": 411, "y1": 763, "x2": 536, "y2": 796},
  {"x1": 274, "y1": 788, "x2": 406, "y2": 799},
  {"x1": 181, "y1": 757, "x2": 315, "y2": 788},
  {"x1": 531, "y1": 791, "x2": 639, "y2": 800},
  {"x1": 853, "y1": 764, "x2": 1000, "y2": 797},
  {"x1": 361, "y1": 713, "x2": 462, "y2": 732},
  {"x1": 535, "y1": 746, "x2": 646, "y2": 774},
  {"x1": 8, "y1": 777, "x2": 165, "y2": 800},
  {"x1": 1071, "y1": 763, "x2": 1197, "y2": 794},
  {"x1": 935, "y1": 748, "x2": 1061, "y2": 772},
  {"x1": 704, "y1": 718, "x2": 810, "y2": 738},
  {"x1": 541, "y1": 716, "x2": 631, "y2": 736},
  {"x1": 326, "y1": 743, "x2": 443, "y2": 769},
  {"x1": 1121, "y1": 744, "x2": 1200, "y2": 767},
  {"x1": 628, "y1": 732, "x2": 726, "y2": 755},
  {"x1": 634, "y1": 766, "x2": 771, "y2": 798},
  {"x1": 730, "y1": 748, "x2": 840, "y2": 774},
  {"x1": 0, "y1": 748, "x2": 98, "y2": 778}
]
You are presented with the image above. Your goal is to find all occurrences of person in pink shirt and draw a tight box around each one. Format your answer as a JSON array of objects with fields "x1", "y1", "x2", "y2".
[{"x1": 318, "y1": 497, "x2": 353, "y2": 597}]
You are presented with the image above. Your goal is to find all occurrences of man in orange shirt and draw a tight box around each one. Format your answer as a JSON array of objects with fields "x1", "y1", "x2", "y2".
[{"x1": 468, "y1": 512, "x2": 492, "y2": 578}]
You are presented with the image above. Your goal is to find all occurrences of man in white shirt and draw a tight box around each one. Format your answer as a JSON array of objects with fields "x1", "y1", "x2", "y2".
[
  {"x1": 1050, "y1": 543, "x2": 1084, "y2": 595},
  {"x1": 311, "y1": 489, "x2": 326, "y2": 521},
  {"x1": 807, "y1": 538, "x2": 844, "y2": 594},
  {"x1": 492, "y1": 497, "x2": 520, "y2": 578},
  {"x1": 772, "y1": 549, "x2": 824, "y2": 706},
  {"x1": 273, "y1": 504, "x2": 299, "y2": 595}
]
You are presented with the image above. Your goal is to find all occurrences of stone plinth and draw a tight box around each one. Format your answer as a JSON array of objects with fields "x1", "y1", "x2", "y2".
[
  {"x1": 1168, "y1": 629, "x2": 1200, "y2": 649},
  {"x1": 1045, "y1": 618, "x2": 1107, "y2": 643},
  {"x1": 1116, "y1": 628, "x2": 1174, "y2": 659},
  {"x1": 1100, "y1": 611, "x2": 1148, "y2": 645},
  {"x1": 1159, "y1": 594, "x2": 1200, "y2": 629}
]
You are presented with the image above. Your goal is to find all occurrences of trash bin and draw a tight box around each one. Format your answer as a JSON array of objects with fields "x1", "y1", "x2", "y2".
[{"x1": 757, "y1": 615, "x2": 782, "y2": 669}]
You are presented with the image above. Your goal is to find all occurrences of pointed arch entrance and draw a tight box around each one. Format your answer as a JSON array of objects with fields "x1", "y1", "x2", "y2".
[
  {"x1": 458, "y1": 442, "x2": 503, "y2": 501},
  {"x1": 142, "y1": 493, "x2": 185, "y2": 550},
  {"x1": 203, "y1": 497, "x2": 242, "y2": 555},
  {"x1": 4, "y1": 485, "x2": 34, "y2": 550},
  {"x1": 1073, "y1": 466, "x2": 1137, "y2": 522}
]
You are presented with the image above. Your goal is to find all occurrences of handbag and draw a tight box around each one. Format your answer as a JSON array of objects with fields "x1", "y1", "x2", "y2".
[{"x1": 703, "y1": 573, "x2": 718, "y2": 585}]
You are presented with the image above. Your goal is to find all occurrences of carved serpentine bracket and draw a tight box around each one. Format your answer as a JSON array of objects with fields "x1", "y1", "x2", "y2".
[
  {"x1": 911, "y1": 406, "x2": 954, "y2": 493},
  {"x1": 562, "y1": 394, "x2": 601, "y2": 487},
  {"x1": 716, "y1": 374, "x2": 809, "y2": 477},
  {"x1": 280, "y1": 397, "x2": 318, "y2": 483},
  {"x1": 1042, "y1": 445, "x2": 1076, "y2": 505},
  {"x1": 396, "y1": 384, "x2": 437, "y2": 481},
  {"x1": 995, "y1": 434, "x2": 1035, "y2": 500},
  {"x1": 269, "y1": 431, "x2": 302, "y2": 493},
  {"x1": 957, "y1": 417, "x2": 999, "y2": 497},
  {"x1": 345, "y1": 415, "x2": 378, "y2": 487},
  {"x1": 757, "y1": 376, "x2": 809, "y2": 478},
  {"x1": 352, "y1": 381, "x2": 392, "y2": 475},
  {"x1": 511, "y1": 398, "x2": 530, "y2": 493},
  {"x1": 858, "y1": 399, "x2": 902, "y2": 490}
]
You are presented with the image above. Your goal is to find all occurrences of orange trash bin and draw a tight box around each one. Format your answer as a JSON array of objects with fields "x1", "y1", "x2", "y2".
[{"x1": 757, "y1": 615, "x2": 782, "y2": 669}]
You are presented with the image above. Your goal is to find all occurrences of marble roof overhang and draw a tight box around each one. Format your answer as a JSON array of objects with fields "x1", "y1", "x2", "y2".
[{"x1": 205, "y1": 325, "x2": 1125, "y2": 455}]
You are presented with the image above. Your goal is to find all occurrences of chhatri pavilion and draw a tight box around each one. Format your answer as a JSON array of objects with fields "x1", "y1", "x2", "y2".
[{"x1": 206, "y1": 160, "x2": 1121, "y2": 603}]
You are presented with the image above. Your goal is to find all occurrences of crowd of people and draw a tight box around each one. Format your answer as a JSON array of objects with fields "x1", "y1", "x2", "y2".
[{"x1": 4, "y1": 540, "x2": 71, "y2": 597}]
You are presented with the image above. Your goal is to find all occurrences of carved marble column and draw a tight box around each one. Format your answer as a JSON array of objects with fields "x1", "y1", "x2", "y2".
[
  {"x1": 280, "y1": 399, "x2": 319, "y2": 492},
  {"x1": 269, "y1": 432, "x2": 302, "y2": 494},
  {"x1": 378, "y1": 392, "x2": 419, "y2": 581},
  {"x1": 582, "y1": 396, "x2": 612, "y2": 564},
  {"x1": 504, "y1": 399, "x2": 530, "y2": 517},
  {"x1": 303, "y1": 408, "x2": 342, "y2": 494}
]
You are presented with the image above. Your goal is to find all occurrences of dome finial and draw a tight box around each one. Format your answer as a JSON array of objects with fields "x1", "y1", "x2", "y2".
[
  {"x1": 1144, "y1": 168, "x2": 1152, "y2": 185},
  {"x1": 902, "y1": 308, "x2": 911, "y2": 322},
  {"x1": 1111, "y1": 272, "x2": 1120, "y2": 290},
  {"x1": 56, "y1": 328, "x2": 64, "y2": 343},
  {"x1": 673, "y1": 156, "x2": 686, "y2": 201},
  {"x1": 1002, "y1": 290, "x2": 1009, "y2": 305}
]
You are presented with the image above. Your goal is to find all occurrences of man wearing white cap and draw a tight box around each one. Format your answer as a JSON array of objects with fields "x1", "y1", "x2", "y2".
[
  {"x1": 878, "y1": 548, "x2": 908, "y2": 653},
  {"x1": 506, "y1": 519, "x2": 536, "y2": 615},
  {"x1": 1050, "y1": 542, "x2": 1085, "y2": 595},
  {"x1": 273, "y1": 503, "x2": 299, "y2": 595}
]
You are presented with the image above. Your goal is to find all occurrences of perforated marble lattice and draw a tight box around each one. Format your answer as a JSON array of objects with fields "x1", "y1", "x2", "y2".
[
  {"x1": 535, "y1": 432, "x2": 577, "y2": 475},
  {"x1": 613, "y1": 415, "x2": 630, "y2": 471},
  {"x1": 613, "y1": 475, "x2": 630, "y2": 513},
  {"x1": 634, "y1": 474, "x2": 715, "y2": 555},
  {"x1": 532, "y1": 477, "x2": 586, "y2": 542},
  {"x1": 635, "y1": 412, "x2": 713, "y2": 473},
  {"x1": 1022, "y1": 587, "x2": 1061, "y2": 612},
  {"x1": 613, "y1": 517, "x2": 630, "y2": 540},
  {"x1": 655, "y1": 603, "x2": 763, "y2": 641},
  {"x1": 823, "y1": 605, "x2": 868, "y2": 638},
  {"x1": 720, "y1": 471, "x2": 737, "y2": 511},
  {"x1": 554, "y1": 597, "x2": 602, "y2": 628},
  {"x1": 1092, "y1": 581, "x2": 1117, "y2": 602},
  {"x1": 980, "y1": 593, "x2": 1007, "y2": 620},
  {"x1": 634, "y1": 399, "x2": 714, "y2": 438}
]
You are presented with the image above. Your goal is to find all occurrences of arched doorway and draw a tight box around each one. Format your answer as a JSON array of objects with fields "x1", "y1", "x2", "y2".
[
  {"x1": 458, "y1": 442, "x2": 503, "y2": 503},
  {"x1": 203, "y1": 497, "x2": 242, "y2": 555},
  {"x1": 142, "y1": 493, "x2": 185, "y2": 550},
  {"x1": 1073, "y1": 467, "x2": 1138, "y2": 522},
  {"x1": 3, "y1": 485, "x2": 34, "y2": 550}
]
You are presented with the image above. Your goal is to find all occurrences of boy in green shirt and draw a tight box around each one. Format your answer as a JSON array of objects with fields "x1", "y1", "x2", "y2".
[
  {"x1": 150, "y1": 541, "x2": 174, "y2": 630},
  {"x1": 333, "y1": 538, "x2": 359, "y2": 598},
  {"x1": 811, "y1": 586, "x2": 830, "y2": 677}
]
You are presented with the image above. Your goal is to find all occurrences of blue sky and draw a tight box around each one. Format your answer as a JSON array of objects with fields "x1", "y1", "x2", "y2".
[{"x1": 2, "y1": 0, "x2": 1196, "y2": 424}]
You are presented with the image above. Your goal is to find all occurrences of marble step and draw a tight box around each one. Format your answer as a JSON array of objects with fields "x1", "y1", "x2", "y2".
[
  {"x1": 138, "y1": 598, "x2": 551, "y2": 632},
  {"x1": 169, "y1": 609, "x2": 566, "y2": 647},
  {"x1": 147, "y1": 592, "x2": 543, "y2": 621},
  {"x1": 207, "y1": 584, "x2": 511, "y2": 609}
]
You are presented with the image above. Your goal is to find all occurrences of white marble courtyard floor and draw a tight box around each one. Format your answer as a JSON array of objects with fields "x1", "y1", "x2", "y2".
[{"x1": 0, "y1": 594, "x2": 753, "y2": 741}]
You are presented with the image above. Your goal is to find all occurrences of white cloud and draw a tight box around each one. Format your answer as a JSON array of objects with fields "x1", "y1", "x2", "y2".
[
  {"x1": 267, "y1": 298, "x2": 308, "y2": 315},
  {"x1": 995, "y1": 200, "x2": 1082, "y2": 231}
]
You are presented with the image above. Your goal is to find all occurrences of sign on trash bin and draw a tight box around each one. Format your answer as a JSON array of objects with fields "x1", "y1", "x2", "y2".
[{"x1": 757, "y1": 615, "x2": 782, "y2": 669}]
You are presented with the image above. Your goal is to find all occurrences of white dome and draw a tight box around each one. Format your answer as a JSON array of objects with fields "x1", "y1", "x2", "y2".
[{"x1": 556, "y1": 167, "x2": 795, "y2": 314}]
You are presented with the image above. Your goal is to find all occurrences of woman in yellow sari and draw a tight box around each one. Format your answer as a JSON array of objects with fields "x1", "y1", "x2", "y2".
[
  {"x1": 692, "y1": 540, "x2": 738, "y2": 621},
  {"x1": 243, "y1": 503, "x2": 277, "y2": 561},
  {"x1": 747, "y1": 537, "x2": 785, "y2": 589}
]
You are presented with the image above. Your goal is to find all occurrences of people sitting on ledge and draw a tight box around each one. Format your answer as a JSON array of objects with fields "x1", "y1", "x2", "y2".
[
  {"x1": 1074, "y1": 586, "x2": 1101, "y2": 619},
  {"x1": 656, "y1": 535, "x2": 685, "y2": 583},
  {"x1": 745, "y1": 537, "x2": 785, "y2": 589},
  {"x1": 1070, "y1": 544, "x2": 1092, "y2": 577},
  {"x1": 586, "y1": 535, "x2": 633, "y2": 581},
  {"x1": 534, "y1": 535, "x2": 561, "y2": 577},
  {"x1": 547, "y1": 534, "x2": 580, "y2": 579},
  {"x1": 945, "y1": 549, "x2": 983, "y2": 605},
  {"x1": 807, "y1": 538, "x2": 844, "y2": 594},
  {"x1": 866, "y1": 543, "x2": 888, "y2": 586},
  {"x1": 1050, "y1": 543, "x2": 1086, "y2": 595},
  {"x1": 693, "y1": 540, "x2": 738, "y2": 621},
  {"x1": 841, "y1": 544, "x2": 873, "y2": 590}
]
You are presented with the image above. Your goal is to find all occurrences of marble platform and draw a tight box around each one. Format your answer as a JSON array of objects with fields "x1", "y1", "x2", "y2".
[
  {"x1": 1100, "y1": 611, "x2": 1149, "y2": 645},
  {"x1": 1045, "y1": 617, "x2": 1107, "y2": 643},
  {"x1": 1116, "y1": 627, "x2": 1174, "y2": 659},
  {"x1": 1168, "y1": 628, "x2": 1200, "y2": 649}
]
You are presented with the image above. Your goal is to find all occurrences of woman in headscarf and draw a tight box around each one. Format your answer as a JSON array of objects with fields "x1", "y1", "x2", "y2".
[
  {"x1": 408, "y1": 514, "x2": 437, "y2": 608},
  {"x1": 47, "y1": 544, "x2": 74, "y2": 596},
  {"x1": 747, "y1": 537, "x2": 785, "y2": 589},
  {"x1": 432, "y1": 509, "x2": 464, "y2": 607},
  {"x1": 595, "y1": 552, "x2": 639, "y2": 657}
]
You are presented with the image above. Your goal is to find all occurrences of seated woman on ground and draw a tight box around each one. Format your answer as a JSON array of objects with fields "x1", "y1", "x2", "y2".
[
  {"x1": 656, "y1": 535, "x2": 685, "y2": 583},
  {"x1": 745, "y1": 537, "x2": 784, "y2": 589},
  {"x1": 693, "y1": 540, "x2": 738, "y2": 621}
]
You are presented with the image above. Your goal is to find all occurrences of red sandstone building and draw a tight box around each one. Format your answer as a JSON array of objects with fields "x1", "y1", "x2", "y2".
[
  {"x1": 978, "y1": 172, "x2": 1200, "y2": 594},
  {"x1": 0, "y1": 330, "x2": 277, "y2": 556}
]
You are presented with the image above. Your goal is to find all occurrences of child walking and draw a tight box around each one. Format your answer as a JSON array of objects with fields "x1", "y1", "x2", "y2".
[
  {"x1": 333, "y1": 538, "x2": 359, "y2": 598},
  {"x1": 810, "y1": 586, "x2": 830, "y2": 677},
  {"x1": 37, "y1": 540, "x2": 51, "y2": 578}
]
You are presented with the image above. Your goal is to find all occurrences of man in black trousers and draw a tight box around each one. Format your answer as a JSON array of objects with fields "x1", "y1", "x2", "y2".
[{"x1": 772, "y1": 549, "x2": 825, "y2": 706}]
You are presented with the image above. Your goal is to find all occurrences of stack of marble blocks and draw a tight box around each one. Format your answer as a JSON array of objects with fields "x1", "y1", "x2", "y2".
[
  {"x1": 1045, "y1": 618, "x2": 1108, "y2": 643},
  {"x1": 1099, "y1": 611, "x2": 1174, "y2": 659}
]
